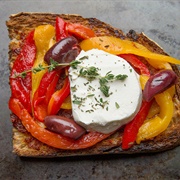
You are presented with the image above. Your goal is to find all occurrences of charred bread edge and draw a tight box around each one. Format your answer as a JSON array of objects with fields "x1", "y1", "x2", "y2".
[{"x1": 6, "y1": 12, "x2": 180, "y2": 157}]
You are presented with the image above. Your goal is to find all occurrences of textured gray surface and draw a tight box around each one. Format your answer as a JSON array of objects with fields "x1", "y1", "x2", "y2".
[{"x1": 0, "y1": 0, "x2": 180, "y2": 179}]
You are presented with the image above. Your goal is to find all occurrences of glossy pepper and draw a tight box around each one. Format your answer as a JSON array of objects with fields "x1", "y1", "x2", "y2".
[
  {"x1": 32, "y1": 24, "x2": 55, "y2": 99},
  {"x1": 32, "y1": 70, "x2": 59, "y2": 121},
  {"x1": 48, "y1": 76, "x2": 70, "y2": 115},
  {"x1": 9, "y1": 30, "x2": 36, "y2": 113},
  {"x1": 136, "y1": 90, "x2": 174, "y2": 143},
  {"x1": 66, "y1": 22, "x2": 95, "y2": 39},
  {"x1": 119, "y1": 54, "x2": 150, "y2": 149},
  {"x1": 9, "y1": 97, "x2": 111, "y2": 150},
  {"x1": 122, "y1": 101, "x2": 153, "y2": 150},
  {"x1": 55, "y1": 17, "x2": 68, "y2": 41},
  {"x1": 119, "y1": 54, "x2": 150, "y2": 76},
  {"x1": 80, "y1": 36, "x2": 180, "y2": 68},
  {"x1": 139, "y1": 72, "x2": 175, "y2": 124},
  {"x1": 56, "y1": 17, "x2": 95, "y2": 40},
  {"x1": 60, "y1": 95, "x2": 72, "y2": 109}
]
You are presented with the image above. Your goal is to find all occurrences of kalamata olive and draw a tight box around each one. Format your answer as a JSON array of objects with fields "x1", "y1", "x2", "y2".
[
  {"x1": 44, "y1": 36, "x2": 81, "y2": 68},
  {"x1": 44, "y1": 115, "x2": 86, "y2": 139},
  {"x1": 143, "y1": 70, "x2": 177, "y2": 102}
]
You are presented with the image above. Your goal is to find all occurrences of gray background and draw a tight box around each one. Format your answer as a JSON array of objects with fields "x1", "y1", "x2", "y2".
[{"x1": 0, "y1": 0, "x2": 180, "y2": 179}]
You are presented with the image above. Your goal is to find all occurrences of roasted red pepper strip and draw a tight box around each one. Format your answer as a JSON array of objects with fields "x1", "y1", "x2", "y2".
[
  {"x1": 122, "y1": 100, "x2": 153, "y2": 150},
  {"x1": 55, "y1": 17, "x2": 68, "y2": 41},
  {"x1": 48, "y1": 76, "x2": 70, "y2": 115},
  {"x1": 56, "y1": 17, "x2": 95, "y2": 40},
  {"x1": 10, "y1": 30, "x2": 36, "y2": 113},
  {"x1": 32, "y1": 70, "x2": 60, "y2": 121},
  {"x1": 9, "y1": 98, "x2": 111, "y2": 150},
  {"x1": 66, "y1": 23, "x2": 95, "y2": 39},
  {"x1": 119, "y1": 54, "x2": 150, "y2": 76},
  {"x1": 45, "y1": 72, "x2": 60, "y2": 105}
]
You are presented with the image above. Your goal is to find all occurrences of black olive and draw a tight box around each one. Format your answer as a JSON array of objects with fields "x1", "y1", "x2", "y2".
[
  {"x1": 44, "y1": 115, "x2": 86, "y2": 139},
  {"x1": 143, "y1": 70, "x2": 177, "y2": 102},
  {"x1": 44, "y1": 36, "x2": 81, "y2": 69}
]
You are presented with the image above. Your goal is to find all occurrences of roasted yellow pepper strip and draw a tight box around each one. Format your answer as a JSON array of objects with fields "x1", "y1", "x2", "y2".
[
  {"x1": 32, "y1": 25, "x2": 55, "y2": 98},
  {"x1": 147, "y1": 60, "x2": 172, "y2": 70},
  {"x1": 139, "y1": 72, "x2": 175, "y2": 138},
  {"x1": 60, "y1": 95, "x2": 72, "y2": 109},
  {"x1": 80, "y1": 36, "x2": 180, "y2": 68},
  {"x1": 146, "y1": 101, "x2": 160, "y2": 119},
  {"x1": 139, "y1": 75, "x2": 149, "y2": 90},
  {"x1": 136, "y1": 90, "x2": 174, "y2": 144}
]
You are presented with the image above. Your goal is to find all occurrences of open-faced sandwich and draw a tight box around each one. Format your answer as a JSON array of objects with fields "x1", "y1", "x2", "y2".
[{"x1": 6, "y1": 12, "x2": 180, "y2": 157}]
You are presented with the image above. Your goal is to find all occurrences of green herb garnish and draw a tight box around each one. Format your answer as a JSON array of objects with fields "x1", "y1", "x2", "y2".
[
  {"x1": 95, "y1": 97, "x2": 108, "y2": 109},
  {"x1": 79, "y1": 66, "x2": 100, "y2": 81},
  {"x1": 13, "y1": 57, "x2": 128, "y2": 99},
  {"x1": 72, "y1": 95, "x2": 86, "y2": 107},
  {"x1": 99, "y1": 84, "x2": 110, "y2": 97},
  {"x1": 115, "y1": 102, "x2": 120, "y2": 109},
  {"x1": 12, "y1": 58, "x2": 80, "y2": 78},
  {"x1": 69, "y1": 60, "x2": 81, "y2": 69}
]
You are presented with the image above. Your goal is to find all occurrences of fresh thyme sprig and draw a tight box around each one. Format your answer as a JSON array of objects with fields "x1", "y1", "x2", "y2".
[
  {"x1": 99, "y1": 71, "x2": 128, "y2": 97},
  {"x1": 79, "y1": 66, "x2": 100, "y2": 81},
  {"x1": 78, "y1": 68, "x2": 128, "y2": 97},
  {"x1": 12, "y1": 58, "x2": 81, "y2": 79},
  {"x1": 13, "y1": 56, "x2": 128, "y2": 98}
]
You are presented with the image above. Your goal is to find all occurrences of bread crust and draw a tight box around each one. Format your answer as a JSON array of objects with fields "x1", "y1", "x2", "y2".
[{"x1": 6, "y1": 12, "x2": 180, "y2": 157}]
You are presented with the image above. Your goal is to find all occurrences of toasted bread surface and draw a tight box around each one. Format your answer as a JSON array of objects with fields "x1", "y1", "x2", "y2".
[{"x1": 6, "y1": 12, "x2": 180, "y2": 157}]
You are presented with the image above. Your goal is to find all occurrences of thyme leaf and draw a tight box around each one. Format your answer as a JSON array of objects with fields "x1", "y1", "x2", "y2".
[
  {"x1": 95, "y1": 97, "x2": 108, "y2": 109},
  {"x1": 69, "y1": 60, "x2": 81, "y2": 69},
  {"x1": 48, "y1": 58, "x2": 59, "y2": 72},
  {"x1": 99, "y1": 84, "x2": 110, "y2": 97},
  {"x1": 116, "y1": 74, "x2": 128, "y2": 80},
  {"x1": 21, "y1": 72, "x2": 28, "y2": 79},
  {"x1": 32, "y1": 64, "x2": 45, "y2": 74},
  {"x1": 115, "y1": 102, "x2": 120, "y2": 109},
  {"x1": 79, "y1": 56, "x2": 89, "y2": 60},
  {"x1": 99, "y1": 77, "x2": 108, "y2": 86},
  {"x1": 78, "y1": 66, "x2": 99, "y2": 81}
]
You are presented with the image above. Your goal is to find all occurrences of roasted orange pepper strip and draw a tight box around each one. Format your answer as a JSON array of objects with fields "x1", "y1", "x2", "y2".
[
  {"x1": 9, "y1": 98, "x2": 111, "y2": 150},
  {"x1": 67, "y1": 22, "x2": 95, "y2": 39},
  {"x1": 47, "y1": 76, "x2": 70, "y2": 115}
]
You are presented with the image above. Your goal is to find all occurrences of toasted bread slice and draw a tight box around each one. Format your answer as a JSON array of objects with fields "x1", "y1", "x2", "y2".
[{"x1": 6, "y1": 12, "x2": 180, "y2": 157}]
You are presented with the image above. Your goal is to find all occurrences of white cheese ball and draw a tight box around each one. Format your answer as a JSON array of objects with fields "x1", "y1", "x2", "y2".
[{"x1": 69, "y1": 49, "x2": 142, "y2": 134}]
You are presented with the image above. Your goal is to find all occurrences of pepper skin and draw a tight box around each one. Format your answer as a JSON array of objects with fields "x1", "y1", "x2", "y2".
[
  {"x1": 55, "y1": 17, "x2": 68, "y2": 41},
  {"x1": 119, "y1": 54, "x2": 150, "y2": 76},
  {"x1": 61, "y1": 95, "x2": 72, "y2": 109},
  {"x1": 67, "y1": 22, "x2": 95, "y2": 39},
  {"x1": 122, "y1": 101, "x2": 153, "y2": 150},
  {"x1": 80, "y1": 36, "x2": 180, "y2": 68},
  {"x1": 9, "y1": 30, "x2": 36, "y2": 113},
  {"x1": 136, "y1": 90, "x2": 174, "y2": 144},
  {"x1": 32, "y1": 70, "x2": 59, "y2": 121},
  {"x1": 9, "y1": 98, "x2": 111, "y2": 150},
  {"x1": 48, "y1": 76, "x2": 70, "y2": 115},
  {"x1": 32, "y1": 24, "x2": 55, "y2": 99}
]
